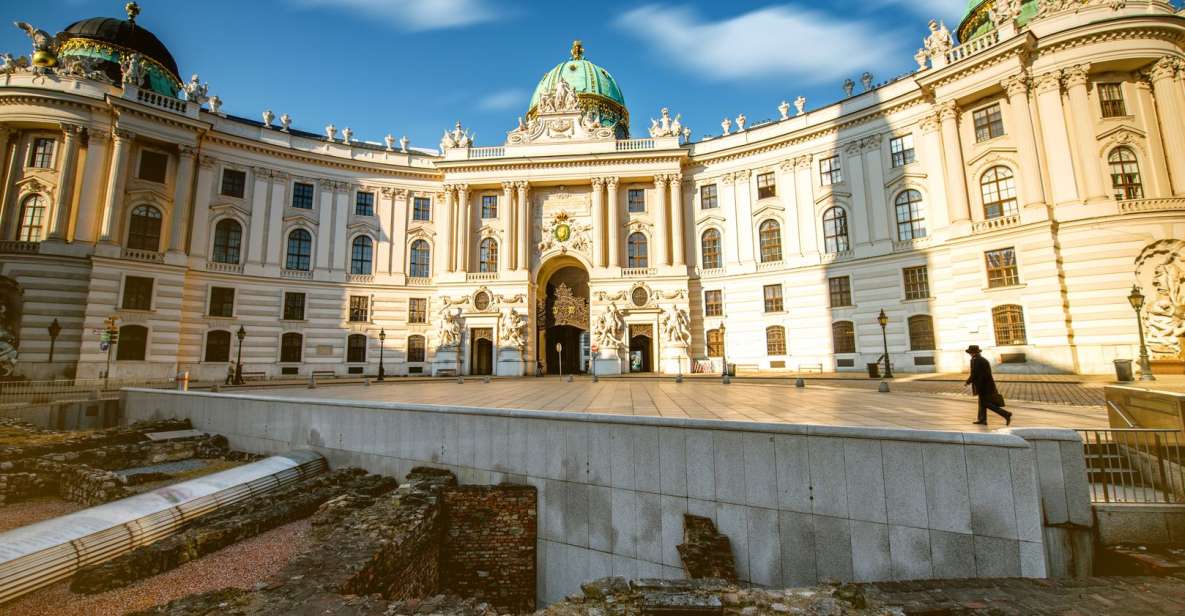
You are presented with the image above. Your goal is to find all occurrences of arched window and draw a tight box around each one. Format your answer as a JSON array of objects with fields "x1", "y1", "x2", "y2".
[
  {"x1": 701, "y1": 229, "x2": 722, "y2": 270},
  {"x1": 286, "y1": 229, "x2": 312, "y2": 271},
  {"x1": 409, "y1": 240, "x2": 431, "y2": 278},
  {"x1": 280, "y1": 332, "x2": 303, "y2": 363},
  {"x1": 706, "y1": 327, "x2": 724, "y2": 358},
  {"x1": 211, "y1": 219, "x2": 242, "y2": 264},
  {"x1": 1109, "y1": 147, "x2": 1143, "y2": 200},
  {"x1": 992, "y1": 304, "x2": 1028, "y2": 346},
  {"x1": 908, "y1": 315, "x2": 935, "y2": 351},
  {"x1": 479, "y1": 238, "x2": 498, "y2": 273},
  {"x1": 347, "y1": 334, "x2": 367, "y2": 363},
  {"x1": 894, "y1": 190, "x2": 926, "y2": 241},
  {"x1": 759, "y1": 220, "x2": 783, "y2": 263},
  {"x1": 116, "y1": 325, "x2": 148, "y2": 361},
  {"x1": 766, "y1": 326, "x2": 787, "y2": 356},
  {"x1": 17, "y1": 194, "x2": 47, "y2": 242},
  {"x1": 204, "y1": 330, "x2": 231, "y2": 362},
  {"x1": 980, "y1": 166, "x2": 1018, "y2": 219},
  {"x1": 832, "y1": 321, "x2": 856, "y2": 354},
  {"x1": 628, "y1": 232, "x2": 648, "y2": 268},
  {"x1": 822, "y1": 207, "x2": 849, "y2": 253},
  {"x1": 350, "y1": 236, "x2": 373, "y2": 275},
  {"x1": 127, "y1": 205, "x2": 162, "y2": 251},
  {"x1": 407, "y1": 335, "x2": 426, "y2": 363}
]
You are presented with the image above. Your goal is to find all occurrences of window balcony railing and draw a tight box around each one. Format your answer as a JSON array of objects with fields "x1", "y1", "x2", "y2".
[
  {"x1": 206, "y1": 261, "x2": 244, "y2": 274},
  {"x1": 0, "y1": 240, "x2": 39, "y2": 254},
  {"x1": 818, "y1": 250, "x2": 854, "y2": 264},
  {"x1": 122, "y1": 248, "x2": 165, "y2": 263},
  {"x1": 281, "y1": 268, "x2": 313, "y2": 280},
  {"x1": 945, "y1": 29, "x2": 1000, "y2": 65},
  {"x1": 757, "y1": 260, "x2": 785, "y2": 272},
  {"x1": 697, "y1": 267, "x2": 726, "y2": 278},
  {"x1": 346, "y1": 274, "x2": 375, "y2": 284},
  {"x1": 407, "y1": 276, "x2": 433, "y2": 286},
  {"x1": 466, "y1": 272, "x2": 498, "y2": 282},
  {"x1": 616, "y1": 139, "x2": 655, "y2": 152},
  {"x1": 131, "y1": 86, "x2": 190, "y2": 115},
  {"x1": 972, "y1": 214, "x2": 1020, "y2": 234},
  {"x1": 622, "y1": 267, "x2": 657, "y2": 277},
  {"x1": 892, "y1": 236, "x2": 932, "y2": 253},
  {"x1": 1118, "y1": 197, "x2": 1185, "y2": 214}
]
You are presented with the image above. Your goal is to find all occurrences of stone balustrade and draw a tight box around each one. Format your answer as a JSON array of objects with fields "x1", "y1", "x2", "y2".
[
  {"x1": 972, "y1": 214, "x2": 1021, "y2": 234},
  {"x1": 206, "y1": 261, "x2": 244, "y2": 274},
  {"x1": 121, "y1": 248, "x2": 165, "y2": 263}
]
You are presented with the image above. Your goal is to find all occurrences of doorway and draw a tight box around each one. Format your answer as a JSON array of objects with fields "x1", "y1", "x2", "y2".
[
  {"x1": 471, "y1": 328, "x2": 493, "y2": 376},
  {"x1": 629, "y1": 324, "x2": 653, "y2": 373},
  {"x1": 537, "y1": 261, "x2": 590, "y2": 375}
]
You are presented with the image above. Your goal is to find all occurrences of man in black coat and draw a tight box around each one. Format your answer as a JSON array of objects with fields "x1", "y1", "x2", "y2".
[{"x1": 965, "y1": 345, "x2": 1012, "y2": 426}]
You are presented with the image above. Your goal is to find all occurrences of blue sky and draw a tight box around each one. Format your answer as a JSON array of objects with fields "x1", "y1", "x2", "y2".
[{"x1": 2, "y1": 0, "x2": 966, "y2": 149}]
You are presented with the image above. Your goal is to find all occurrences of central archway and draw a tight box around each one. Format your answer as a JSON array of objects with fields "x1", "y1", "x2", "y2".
[{"x1": 536, "y1": 256, "x2": 590, "y2": 375}]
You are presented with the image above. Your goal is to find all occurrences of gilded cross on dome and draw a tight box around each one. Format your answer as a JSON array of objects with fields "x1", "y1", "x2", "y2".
[{"x1": 570, "y1": 40, "x2": 584, "y2": 61}]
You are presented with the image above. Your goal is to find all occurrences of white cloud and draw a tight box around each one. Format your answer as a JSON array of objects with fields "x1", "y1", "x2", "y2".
[
  {"x1": 478, "y1": 88, "x2": 525, "y2": 112},
  {"x1": 292, "y1": 0, "x2": 499, "y2": 31},
  {"x1": 871, "y1": 0, "x2": 963, "y2": 21},
  {"x1": 615, "y1": 4, "x2": 909, "y2": 84}
]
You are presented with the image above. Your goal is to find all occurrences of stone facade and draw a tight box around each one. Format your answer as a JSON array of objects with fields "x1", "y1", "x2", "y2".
[{"x1": 2, "y1": 3, "x2": 1185, "y2": 380}]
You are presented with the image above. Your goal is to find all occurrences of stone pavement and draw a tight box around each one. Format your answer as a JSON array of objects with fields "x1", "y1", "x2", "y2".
[
  {"x1": 260, "y1": 377, "x2": 1111, "y2": 432},
  {"x1": 859, "y1": 576, "x2": 1185, "y2": 615}
]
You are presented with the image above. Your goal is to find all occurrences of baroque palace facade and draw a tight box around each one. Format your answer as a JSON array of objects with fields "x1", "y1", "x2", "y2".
[{"x1": 1, "y1": 0, "x2": 1185, "y2": 382}]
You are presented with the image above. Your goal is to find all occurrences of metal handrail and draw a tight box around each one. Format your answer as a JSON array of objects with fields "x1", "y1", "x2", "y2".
[
  {"x1": 1105, "y1": 400, "x2": 1138, "y2": 428},
  {"x1": 1075, "y1": 428, "x2": 1184, "y2": 504}
]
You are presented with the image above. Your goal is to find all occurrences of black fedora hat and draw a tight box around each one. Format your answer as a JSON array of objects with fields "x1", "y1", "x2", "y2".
[{"x1": 965, "y1": 345, "x2": 982, "y2": 354}]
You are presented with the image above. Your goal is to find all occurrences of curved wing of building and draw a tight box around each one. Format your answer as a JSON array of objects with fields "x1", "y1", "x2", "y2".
[{"x1": 1, "y1": 2, "x2": 1184, "y2": 382}]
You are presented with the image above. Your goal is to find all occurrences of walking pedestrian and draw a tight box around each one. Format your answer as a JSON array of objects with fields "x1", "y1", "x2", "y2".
[{"x1": 964, "y1": 345, "x2": 1012, "y2": 426}]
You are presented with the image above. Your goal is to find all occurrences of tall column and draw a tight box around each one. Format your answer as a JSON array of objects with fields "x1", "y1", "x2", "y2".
[
  {"x1": 98, "y1": 128, "x2": 134, "y2": 243},
  {"x1": 1150, "y1": 58, "x2": 1185, "y2": 195},
  {"x1": 48, "y1": 123, "x2": 83, "y2": 240},
  {"x1": 590, "y1": 177, "x2": 605, "y2": 268},
  {"x1": 390, "y1": 189, "x2": 408, "y2": 275},
  {"x1": 265, "y1": 172, "x2": 287, "y2": 265},
  {"x1": 315, "y1": 179, "x2": 334, "y2": 270},
  {"x1": 377, "y1": 187, "x2": 394, "y2": 275},
  {"x1": 792, "y1": 158, "x2": 819, "y2": 255},
  {"x1": 669, "y1": 174, "x2": 685, "y2": 267},
  {"x1": 937, "y1": 101, "x2": 970, "y2": 223},
  {"x1": 438, "y1": 186, "x2": 454, "y2": 274},
  {"x1": 248, "y1": 168, "x2": 271, "y2": 265},
  {"x1": 188, "y1": 155, "x2": 216, "y2": 259},
  {"x1": 1034, "y1": 70, "x2": 1080, "y2": 204},
  {"x1": 516, "y1": 181, "x2": 530, "y2": 271},
  {"x1": 0, "y1": 128, "x2": 15, "y2": 237},
  {"x1": 1063, "y1": 64, "x2": 1107, "y2": 202},
  {"x1": 605, "y1": 177, "x2": 619, "y2": 268},
  {"x1": 845, "y1": 140, "x2": 871, "y2": 246},
  {"x1": 72, "y1": 129, "x2": 110, "y2": 244},
  {"x1": 455, "y1": 184, "x2": 470, "y2": 272},
  {"x1": 167, "y1": 145, "x2": 197, "y2": 254},
  {"x1": 332, "y1": 182, "x2": 349, "y2": 271},
  {"x1": 1001, "y1": 74, "x2": 1047, "y2": 208},
  {"x1": 918, "y1": 115, "x2": 950, "y2": 230},
  {"x1": 861, "y1": 136, "x2": 889, "y2": 243},
  {"x1": 653, "y1": 175, "x2": 669, "y2": 267},
  {"x1": 719, "y1": 174, "x2": 740, "y2": 265},
  {"x1": 502, "y1": 181, "x2": 516, "y2": 272},
  {"x1": 1134, "y1": 79, "x2": 1172, "y2": 197},
  {"x1": 777, "y1": 160, "x2": 802, "y2": 256},
  {"x1": 733, "y1": 171, "x2": 754, "y2": 263}
]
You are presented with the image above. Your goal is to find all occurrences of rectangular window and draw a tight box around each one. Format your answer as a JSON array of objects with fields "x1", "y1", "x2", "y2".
[
  {"x1": 1098, "y1": 83, "x2": 1126, "y2": 118},
  {"x1": 349, "y1": 295, "x2": 369, "y2": 322},
  {"x1": 291, "y1": 182, "x2": 315, "y2": 209},
  {"x1": 627, "y1": 188, "x2": 645, "y2": 213},
  {"x1": 820, "y1": 155, "x2": 842, "y2": 186},
  {"x1": 355, "y1": 191, "x2": 375, "y2": 216},
  {"x1": 985, "y1": 247, "x2": 1020, "y2": 288},
  {"x1": 763, "y1": 284, "x2": 784, "y2": 313},
  {"x1": 208, "y1": 287, "x2": 235, "y2": 317},
  {"x1": 973, "y1": 104, "x2": 1005, "y2": 142},
  {"x1": 408, "y1": 336, "x2": 426, "y2": 363},
  {"x1": 220, "y1": 169, "x2": 246, "y2": 198},
  {"x1": 28, "y1": 137, "x2": 55, "y2": 168},
  {"x1": 756, "y1": 172, "x2": 777, "y2": 199},
  {"x1": 481, "y1": 195, "x2": 497, "y2": 218},
  {"x1": 409, "y1": 298, "x2": 427, "y2": 324},
  {"x1": 121, "y1": 276, "x2": 154, "y2": 311},
  {"x1": 828, "y1": 276, "x2": 853, "y2": 308},
  {"x1": 282, "y1": 292, "x2": 306, "y2": 321},
  {"x1": 890, "y1": 134, "x2": 915, "y2": 168},
  {"x1": 704, "y1": 290, "x2": 723, "y2": 317},
  {"x1": 766, "y1": 327, "x2": 787, "y2": 356},
  {"x1": 137, "y1": 150, "x2": 169, "y2": 183},
  {"x1": 700, "y1": 184, "x2": 718, "y2": 209},
  {"x1": 903, "y1": 266, "x2": 930, "y2": 300},
  {"x1": 413, "y1": 196, "x2": 431, "y2": 221}
]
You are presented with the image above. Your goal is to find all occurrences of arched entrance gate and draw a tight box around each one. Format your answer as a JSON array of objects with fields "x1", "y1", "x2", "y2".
[{"x1": 536, "y1": 258, "x2": 590, "y2": 375}]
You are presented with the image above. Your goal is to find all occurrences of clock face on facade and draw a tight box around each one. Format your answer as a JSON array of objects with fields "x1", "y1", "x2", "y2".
[{"x1": 554, "y1": 223, "x2": 571, "y2": 242}]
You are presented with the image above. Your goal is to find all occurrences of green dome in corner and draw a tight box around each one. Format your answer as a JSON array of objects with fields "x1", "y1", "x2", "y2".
[
  {"x1": 527, "y1": 41, "x2": 629, "y2": 134},
  {"x1": 957, "y1": 0, "x2": 1040, "y2": 43}
]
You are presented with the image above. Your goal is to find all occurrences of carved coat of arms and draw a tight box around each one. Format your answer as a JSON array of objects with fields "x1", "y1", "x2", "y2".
[{"x1": 538, "y1": 212, "x2": 591, "y2": 256}]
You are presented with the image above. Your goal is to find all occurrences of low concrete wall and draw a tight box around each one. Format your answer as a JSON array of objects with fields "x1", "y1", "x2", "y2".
[
  {"x1": 1094, "y1": 504, "x2": 1185, "y2": 546},
  {"x1": 123, "y1": 389, "x2": 1071, "y2": 604}
]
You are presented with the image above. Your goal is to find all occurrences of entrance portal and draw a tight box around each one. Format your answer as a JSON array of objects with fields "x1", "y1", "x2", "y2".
[
  {"x1": 537, "y1": 262, "x2": 590, "y2": 375},
  {"x1": 629, "y1": 324, "x2": 653, "y2": 373},
  {"x1": 471, "y1": 328, "x2": 493, "y2": 376}
]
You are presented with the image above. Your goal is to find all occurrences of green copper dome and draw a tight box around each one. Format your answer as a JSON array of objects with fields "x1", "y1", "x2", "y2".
[
  {"x1": 527, "y1": 41, "x2": 629, "y2": 136},
  {"x1": 957, "y1": 0, "x2": 1040, "y2": 43}
]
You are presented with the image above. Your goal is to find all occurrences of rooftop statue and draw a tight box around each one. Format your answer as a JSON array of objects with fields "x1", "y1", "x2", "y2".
[
  {"x1": 924, "y1": 19, "x2": 954, "y2": 59},
  {"x1": 120, "y1": 52, "x2": 147, "y2": 88},
  {"x1": 648, "y1": 107, "x2": 683, "y2": 138},
  {"x1": 183, "y1": 74, "x2": 209, "y2": 106},
  {"x1": 14, "y1": 21, "x2": 68, "y2": 72},
  {"x1": 0, "y1": 53, "x2": 29, "y2": 74}
]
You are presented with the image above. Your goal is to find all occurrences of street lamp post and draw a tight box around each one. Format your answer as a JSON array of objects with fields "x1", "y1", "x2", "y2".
[
  {"x1": 877, "y1": 309, "x2": 893, "y2": 378},
  {"x1": 720, "y1": 323, "x2": 730, "y2": 384},
  {"x1": 1128, "y1": 285, "x2": 1156, "y2": 381},
  {"x1": 234, "y1": 325, "x2": 246, "y2": 385},
  {"x1": 378, "y1": 329, "x2": 386, "y2": 381},
  {"x1": 47, "y1": 318, "x2": 61, "y2": 364}
]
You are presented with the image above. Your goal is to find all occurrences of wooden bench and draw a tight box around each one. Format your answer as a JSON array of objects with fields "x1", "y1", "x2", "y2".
[
  {"x1": 311, "y1": 370, "x2": 337, "y2": 380},
  {"x1": 435, "y1": 368, "x2": 457, "y2": 377},
  {"x1": 241, "y1": 371, "x2": 268, "y2": 381},
  {"x1": 797, "y1": 363, "x2": 824, "y2": 373}
]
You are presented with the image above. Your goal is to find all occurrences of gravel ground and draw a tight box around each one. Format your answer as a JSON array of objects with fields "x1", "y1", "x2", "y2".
[
  {"x1": 0, "y1": 497, "x2": 85, "y2": 533},
  {"x1": 2, "y1": 518, "x2": 315, "y2": 616}
]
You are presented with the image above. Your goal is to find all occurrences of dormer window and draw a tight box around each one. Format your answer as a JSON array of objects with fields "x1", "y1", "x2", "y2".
[
  {"x1": 220, "y1": 169, "x2": 246, "y2": 198},
  {"x1": 137, "y1": 150, "x2": 169, "y2": 183},
  {"x1": 756, "y1": 172, "x2": 776, "y2": 199},
  {"x1": 28, "y1": 138, "x2": 55, "y2": 168}
]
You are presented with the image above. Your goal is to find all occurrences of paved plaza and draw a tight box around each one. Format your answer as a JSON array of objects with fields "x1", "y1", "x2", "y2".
[{"x1": 258, "y1": 376, "x2": 1111, "y2": 432}]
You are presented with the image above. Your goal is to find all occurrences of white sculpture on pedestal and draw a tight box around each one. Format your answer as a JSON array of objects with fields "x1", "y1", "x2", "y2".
[
  {"x1": 924, "y1": 19, "x2": 954, "y2": 62},
  {"x1": 649, "y1": 108, "x2": 684, "y2": 138},
  {"x1": 500, "y1": 307, "x2": 526, "y2": 350},
  {"x1": 384, "y1": 133, "x2": 395, "y2": 151},
  {"x1": 183, "y1": 74, "x2": 209, "y2": 106},
  {"x1": 593, "y1": 303, "x2": 626, "y2": 350},
  {"x1": 280, "y1": 113, "x2": 292, "y2": 132},
  {"x1": 661, "y1": 306, "x2": 691, "y2": 347},
  {"x1": 795, "y1": 96, "x2": 806, "y2": 116},
  {"x1": 261, "y1": 110, "x2": 274, "y2": 129},
  {"x1": 778, "y1": 100, "x2": 790, "y2": 120},
  {"x1": 342, "y1": 127, "x2": 353, "y2": 144},
  {"x1": 437, "y1": 307, "x2": 462, "y2": 349},
  {"x1": 325, "y1": 124, "x2": 336, "y2": 142}
]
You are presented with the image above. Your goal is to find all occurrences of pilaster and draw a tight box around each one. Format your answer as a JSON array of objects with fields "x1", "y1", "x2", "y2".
[
  {"x1": 73, "y1": 127, "x2": 110, "y2": 244},
  {"x1": 1033, "y1": 70, "x2": 1080, "y2": 205},
  {"x1": 188, "y1": 154, "x2": 216, "y2": 261},
  {"x1": 98, "y1": 128, "x2": 134, "y2": 244},
  {"x1": 669, "y1": 174, "x2": 685, "y2": 267},
  {"x1": 937, "y1": 101, "x2": 971, "y2": 224},
  {"x1": 1063, "y1": 64, "x2": 1107, "y2": 203},
  {"x1": 653, "y1": 174, "x2": 670, "y2": 267},
  {"x1": 247, "y1": 167, "x2": 271, "y2": 266},
  {"x1": 1149, "y1": 58, "x2": 1185, "y2": 195},
  {"x1": 265, "y1": 171, "x2": 288, "y2": 266},
  {"x1": 47, "y1": 123, "x2": 84, "y2": 241},
  {"x1": 502, "y1": 181, "x2": 516, "y2": 271},
  {"x1": 166, "y1": 144, "x2": 197, "y2": 261},
  {"x1": 1001, "y1": 74, "x2": 1048, "y2": 220},
  {"x1": 604, "y1": 178, "x2": 618, "y2": 269},
  {"x1": 590, "y1": 177, "x2": 605, "y2": 268}
]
